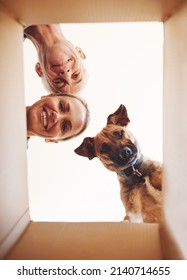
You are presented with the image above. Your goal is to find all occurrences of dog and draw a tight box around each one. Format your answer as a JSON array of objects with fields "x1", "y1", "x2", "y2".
[{"x1": 74, "y1": 104, "x2": 162, "y2": 223}]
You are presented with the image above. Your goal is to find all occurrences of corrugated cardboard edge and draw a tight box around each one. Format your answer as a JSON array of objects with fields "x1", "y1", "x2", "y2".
[{"x1": 0, "y1": 210, "x2": 30, "y2": 260}]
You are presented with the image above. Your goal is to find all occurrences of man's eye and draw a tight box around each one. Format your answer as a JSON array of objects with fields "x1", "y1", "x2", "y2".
[{"x1": 113, "y1": 130, "x2": 124, "y2": 139}]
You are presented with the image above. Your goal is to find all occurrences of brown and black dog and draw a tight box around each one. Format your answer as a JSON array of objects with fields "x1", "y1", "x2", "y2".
[{"x1": 74, "y1": 104, "x2": 162, "y2": 223}]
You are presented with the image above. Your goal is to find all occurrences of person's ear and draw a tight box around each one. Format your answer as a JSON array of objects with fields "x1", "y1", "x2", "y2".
[
  {"x1": 45, "y1": 139, "x2": 59, "y2": 143},
  {"x1": 76, "y1": 47, "x2": 86, "y2": 60},
  {"x1": 35, "y1": 62, "x2": 43, "y2": 77}
]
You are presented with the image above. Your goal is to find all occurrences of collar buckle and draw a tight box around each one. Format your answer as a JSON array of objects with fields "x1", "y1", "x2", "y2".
[
  {"x1": 117, "y1": 155, "x2": 144, "y2": 178},
  {"x1": 132, "y1": 165, "x2": 142, "y2": 177}
]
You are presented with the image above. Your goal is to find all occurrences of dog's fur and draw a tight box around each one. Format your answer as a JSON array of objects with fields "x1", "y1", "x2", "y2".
[{"x1": 74, "y1": 104, "x2": 162, "y2": 223}]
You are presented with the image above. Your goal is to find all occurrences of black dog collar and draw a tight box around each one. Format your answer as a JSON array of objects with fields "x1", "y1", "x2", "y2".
[{"x1": 117, "y1": 155, "x2": 144, "y2": 177}]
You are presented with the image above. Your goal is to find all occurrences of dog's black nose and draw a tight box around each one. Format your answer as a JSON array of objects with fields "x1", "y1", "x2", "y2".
[{"x1": 119, "y1": 147, "x2": 133, "y2": 159}]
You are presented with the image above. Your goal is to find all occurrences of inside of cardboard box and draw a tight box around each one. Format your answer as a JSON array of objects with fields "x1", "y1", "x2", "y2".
[
  {"x1": 1, "y1": 0, "x2": 187, "y2": 260},
  {"x1": 24, "y1": 22, "x2": 163, "y2": 222}
]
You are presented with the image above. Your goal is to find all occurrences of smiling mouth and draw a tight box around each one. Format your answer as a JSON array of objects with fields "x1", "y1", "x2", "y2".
[{"x1": 41, "y1": 108, "x2": 48, "y2": 129}]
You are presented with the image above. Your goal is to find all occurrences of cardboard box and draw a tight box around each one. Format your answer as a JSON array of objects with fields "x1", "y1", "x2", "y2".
[{"x1": 0, "y1": 0, "x2": 186, "y2": 260}]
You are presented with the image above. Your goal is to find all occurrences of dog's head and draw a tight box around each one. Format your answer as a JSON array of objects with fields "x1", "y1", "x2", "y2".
[{"x1": 74, "y1": 104, "x2": 141, "y2": 172}]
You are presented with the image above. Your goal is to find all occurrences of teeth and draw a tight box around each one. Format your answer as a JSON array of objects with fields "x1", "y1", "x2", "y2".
[{"x1": 42, "y1": 110, "x2": 48, "y2": 128}]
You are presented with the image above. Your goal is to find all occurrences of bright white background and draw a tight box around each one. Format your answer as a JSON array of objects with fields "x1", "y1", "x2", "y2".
[{"x1": 24, "y1": 22, "x2": 163, "y2": 222}]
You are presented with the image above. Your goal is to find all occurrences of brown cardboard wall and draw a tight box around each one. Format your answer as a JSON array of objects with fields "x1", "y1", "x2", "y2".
[
  {"x1": 0, "y1": 0, "x2": 183, "y2": 24},
  {"x1": 162, "y1": 1, "x2": 187, "y2": 259},
  {"x1": 0, "y1": 9, "x2": 30, "y2": 259},
  {"x1": 1, "y1": 0, "x2": 187, "y2": 260},
  {"x1": 6, "y1": 222, "x2": 162, "y2": 260}
]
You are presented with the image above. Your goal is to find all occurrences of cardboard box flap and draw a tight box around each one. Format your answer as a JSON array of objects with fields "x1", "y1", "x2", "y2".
[
  {"x1": 6, "y1": 221, "x2": 163, "y2": 260},
  {"x1": 0, "y1": 0, "x2": 184, "y2": 25}
]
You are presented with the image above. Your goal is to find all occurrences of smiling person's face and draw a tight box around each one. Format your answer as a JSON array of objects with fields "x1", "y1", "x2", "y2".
[
  {"x1": 36, "y1": 42, "x2": 86, "y2": 94},
  {"x1": 27, "y1": 95, "x2": 88, "y2": 142}
]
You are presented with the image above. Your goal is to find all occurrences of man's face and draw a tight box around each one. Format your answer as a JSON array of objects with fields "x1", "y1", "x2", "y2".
[
  {"x1": 36, "y1": 43, "x2": 86, "y2": 94},
  {"x1": 27, "y1": 95, "x2": 87, "y2": 141}
]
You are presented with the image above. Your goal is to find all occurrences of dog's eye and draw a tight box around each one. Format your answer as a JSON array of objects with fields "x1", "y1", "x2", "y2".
[
  {"x1": 113, "y1": 130, "x2": 124, "y2": 139},
  {"x1": 100, "y1": 143, "x2": 111, "y2": 154}
]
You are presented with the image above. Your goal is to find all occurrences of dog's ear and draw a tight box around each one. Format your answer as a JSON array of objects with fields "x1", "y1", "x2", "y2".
[
  {"x1": 107, "y1": 104, "x2": 130, "y2": 127},
  {"x1": 74, "y1": 137, "x2": 96, "y2": 160}
]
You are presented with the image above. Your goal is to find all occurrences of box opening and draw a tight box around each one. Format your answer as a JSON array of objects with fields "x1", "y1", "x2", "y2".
[{"x1": 24, "y1": 22, "x2": 163, "y2": 222}]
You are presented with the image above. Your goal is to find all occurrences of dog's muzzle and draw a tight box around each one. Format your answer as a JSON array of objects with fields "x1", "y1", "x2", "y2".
[
  {"x1": 112, "y1": 144, "x2": 138, "y2": 167},
  {"x1": 119, "y1": 147, "x2": 133, "y2": 160}
]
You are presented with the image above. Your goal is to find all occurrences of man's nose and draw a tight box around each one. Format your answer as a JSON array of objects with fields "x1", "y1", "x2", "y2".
[
  {"x1": 58, "y1": 60, "x2": 72, "y2": 73},
  {"x1": 59, "y1": 68, "x2": 72, "y2": 79}
]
